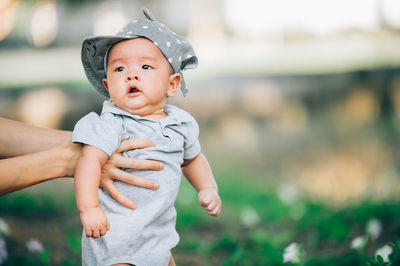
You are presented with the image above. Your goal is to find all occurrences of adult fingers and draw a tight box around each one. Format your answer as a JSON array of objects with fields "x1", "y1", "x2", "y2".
[
  {"x1": 112, "y1": 155, "x2": 164, "y2": 171},
  {"x1": 112, "y1": 168, "x2": 159, "y2": 190},
  {"x1": 102, "y1": 179, "x2": 137, "y2": 209},
  {"x1": 117, "y1": 139, "x2": 155, "y2": 153}
]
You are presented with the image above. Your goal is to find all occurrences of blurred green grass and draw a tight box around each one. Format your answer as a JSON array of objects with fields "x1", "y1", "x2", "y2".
[{"x1": 0, "y1": 167, "x2": 399, "y2": 265}]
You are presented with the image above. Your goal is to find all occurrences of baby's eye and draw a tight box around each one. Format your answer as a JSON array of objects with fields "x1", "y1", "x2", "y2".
[
  {"x1": 115, "y1": 67, "x2": 125, "y2": 72},
  {"x1": 142, "y1": 65, "x2": 153, "y2": 70}
]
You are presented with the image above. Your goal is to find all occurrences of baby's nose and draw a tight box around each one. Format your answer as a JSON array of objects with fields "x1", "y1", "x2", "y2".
[{"x1": 127, "y1": 72, "x2": 140, "y2": 81}]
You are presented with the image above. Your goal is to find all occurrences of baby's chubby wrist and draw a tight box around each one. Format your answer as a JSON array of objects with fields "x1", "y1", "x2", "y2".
[
  {"x1": 198, "y1": 187, "x2": 218, "y2": 194},
  {"x1": 197, "y1": 187, "x2": 220, "y2": 200},
  {"x1": 197, "y1": 186, "x2": 222, "y2": 216},
  {"x1": 77, "y1": 203, "x2": 99, "y2": 213}
]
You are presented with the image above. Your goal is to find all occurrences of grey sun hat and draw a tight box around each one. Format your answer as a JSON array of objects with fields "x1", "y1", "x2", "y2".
[{"x1": 81, "y1": 8, "x2": 198, "y2": 98}]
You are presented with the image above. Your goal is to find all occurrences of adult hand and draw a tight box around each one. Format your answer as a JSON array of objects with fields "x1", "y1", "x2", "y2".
[{"x1": 100, "y1": 139, "x2": 163, "y2": 209}]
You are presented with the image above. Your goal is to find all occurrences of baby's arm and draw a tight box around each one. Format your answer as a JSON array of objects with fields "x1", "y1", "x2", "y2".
[
  {"x1": 74, "y1": 145, "x2": 110, "y2": 238},
  {"x1": 182, "y1": 153, "x2": 221, "y2": 216}
]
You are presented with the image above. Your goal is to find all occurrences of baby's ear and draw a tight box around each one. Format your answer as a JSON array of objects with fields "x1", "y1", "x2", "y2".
[
  {"x1": 167, "y1": 73, "x2": 181, "y2": 97},
  {"x1": 102, "y1": 78, "x2": 109, "y2": 91}
]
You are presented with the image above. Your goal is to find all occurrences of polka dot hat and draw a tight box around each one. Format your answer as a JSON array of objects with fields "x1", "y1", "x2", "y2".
[{"x1": 81, "y1": 8, "x2": 198, "y2": 98}]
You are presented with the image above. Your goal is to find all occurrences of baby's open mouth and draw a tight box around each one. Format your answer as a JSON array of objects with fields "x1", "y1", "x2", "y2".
[{"x1": 129, "y1": 87, "x2": 140, "y2": 93}]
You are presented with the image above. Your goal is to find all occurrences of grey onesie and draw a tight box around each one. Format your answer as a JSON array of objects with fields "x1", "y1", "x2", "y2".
[{"x1": 72, "y1": 100, "x2": 201, "y2": 266}]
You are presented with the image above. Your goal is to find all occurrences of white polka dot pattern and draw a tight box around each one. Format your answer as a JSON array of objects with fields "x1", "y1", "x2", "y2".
[{"x1": 82, "y1": 7, "x2": 198, "y2": 98}]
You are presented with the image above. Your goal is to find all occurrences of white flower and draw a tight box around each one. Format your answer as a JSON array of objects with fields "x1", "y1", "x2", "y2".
[
  {"x1": 350, "y1": 236, "x2": 367, "y2": 251},
  {"x1": 366, "y1": 219, "x2": 382, "y2": 241},
  {"x1": 0, "y1": 238, "x2": 7, "y2": 264},
  {"x1": 283, "y1": 242, "x2": 301, "y2": 263},
  {"x1": 0, "y1": 218, "x2": 10, "y2": 236},
  {"x1": 375, "y1": 244, "x2": 393, "y2": 263},
  {"x1": 240, "y1": 208, "x2": 260, "y2": 228},
  {"x1": 26, "y1": 238, "x2": 44, "y2": 253}
]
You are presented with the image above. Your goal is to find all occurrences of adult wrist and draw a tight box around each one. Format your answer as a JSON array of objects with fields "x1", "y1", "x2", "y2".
[{"x1": 60, "y1": 143, "x2": 82, "y2": 177}]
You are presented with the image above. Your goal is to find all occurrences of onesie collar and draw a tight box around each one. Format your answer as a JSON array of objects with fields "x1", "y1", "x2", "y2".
[{"x1": 101, "y1": 100, "x2": 193, "y2": 125}]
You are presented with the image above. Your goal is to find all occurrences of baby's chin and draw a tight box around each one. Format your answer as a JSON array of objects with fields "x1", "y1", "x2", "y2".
[{"x1": 118, "y1": 102, "x2": 166, "y2": 119}]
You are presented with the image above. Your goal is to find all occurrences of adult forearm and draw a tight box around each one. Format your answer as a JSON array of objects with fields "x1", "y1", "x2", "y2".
[
  {"x1": 0, "y1": 143, "x2": 78, "y2": 195},
  {"x1": 0, "y1": 117, "x2": 72, "y2": 158}
]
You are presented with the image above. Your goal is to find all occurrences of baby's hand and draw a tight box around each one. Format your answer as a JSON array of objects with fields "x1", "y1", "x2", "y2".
[
  {"x1": 198, "y1": 188, "x2": 222, "y2": 216},
  {"x1": 80, "y1": 207, "x2": 110, "y2": 238}
]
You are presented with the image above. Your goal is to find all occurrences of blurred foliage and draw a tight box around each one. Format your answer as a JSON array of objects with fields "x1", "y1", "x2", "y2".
[{"x1": 0, "y1": 167, "x2": 400, "y2": 265}]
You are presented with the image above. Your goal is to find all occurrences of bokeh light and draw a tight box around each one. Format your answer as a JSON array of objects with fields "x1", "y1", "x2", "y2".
[
  {"x1": 0, "y1": 0, "x2": 17, "y2": 42},
  {"x1": 30, "y1": 0, "x2": 58, "y2": 47},
  {"x1": 93, "y1": 1, "x2": 129, "y2": 36}
]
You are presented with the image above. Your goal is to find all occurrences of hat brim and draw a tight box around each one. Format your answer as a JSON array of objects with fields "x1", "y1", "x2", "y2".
[{"x1": 81, "y1": 35, "x2": 139, "y2": 98}]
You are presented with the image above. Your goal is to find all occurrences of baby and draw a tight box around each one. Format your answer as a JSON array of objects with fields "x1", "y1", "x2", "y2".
[{"x1": 72, "y1": 8, "x2": 221, "y2": 266}]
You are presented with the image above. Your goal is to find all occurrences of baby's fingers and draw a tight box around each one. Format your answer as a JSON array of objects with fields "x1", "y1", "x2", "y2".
[
  {"x1": 85, "y1": 224, "x2": 109, "y2": 238},
  {"x1": 92, "y1": 229, "x2": 101, "y2": 238},
  {"x1": 84, "y1": 227, "x2": 93, "y2": 238},
  {"x1": 99, "y1": 220, "x2": 110, "y2": 236},
  {"x1": 206, "y1": 200, "x2": 218, "y2": 212},
  {"x1": 206, "y1": 197, "x2": 222, "y2": 216},
  {"x1": 208, "y1": 203, "x2": 221, "y2": 216},
  {"x1": 198, "y1": 194, "x2": 211, "y2": 207},
  {"x1": 100, "y1": 226, "x2": 108, "y2": 236}
]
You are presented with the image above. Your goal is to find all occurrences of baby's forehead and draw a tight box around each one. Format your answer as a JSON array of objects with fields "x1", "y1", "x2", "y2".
[{"x1": 106, "y1": 38, "x2": 173, "y2": 72}]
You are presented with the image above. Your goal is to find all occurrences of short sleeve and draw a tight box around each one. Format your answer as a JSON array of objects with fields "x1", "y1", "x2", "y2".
[
  {"x1": 72, "y1": 112, "x2": 123, "y2": 157},
  {"x1": 183, "y1": 118, "x2": 201, "y2": 160}
]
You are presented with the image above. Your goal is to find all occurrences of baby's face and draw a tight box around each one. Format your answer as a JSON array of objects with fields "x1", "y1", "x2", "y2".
[{"x1": 102, "y1": 38, "x2": 180, "y2": 118}]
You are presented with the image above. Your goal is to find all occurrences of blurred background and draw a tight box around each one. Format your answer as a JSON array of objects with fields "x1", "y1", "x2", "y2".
[{"x1": 1, "y1": 0, "x2": 400, "y2": 265}]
